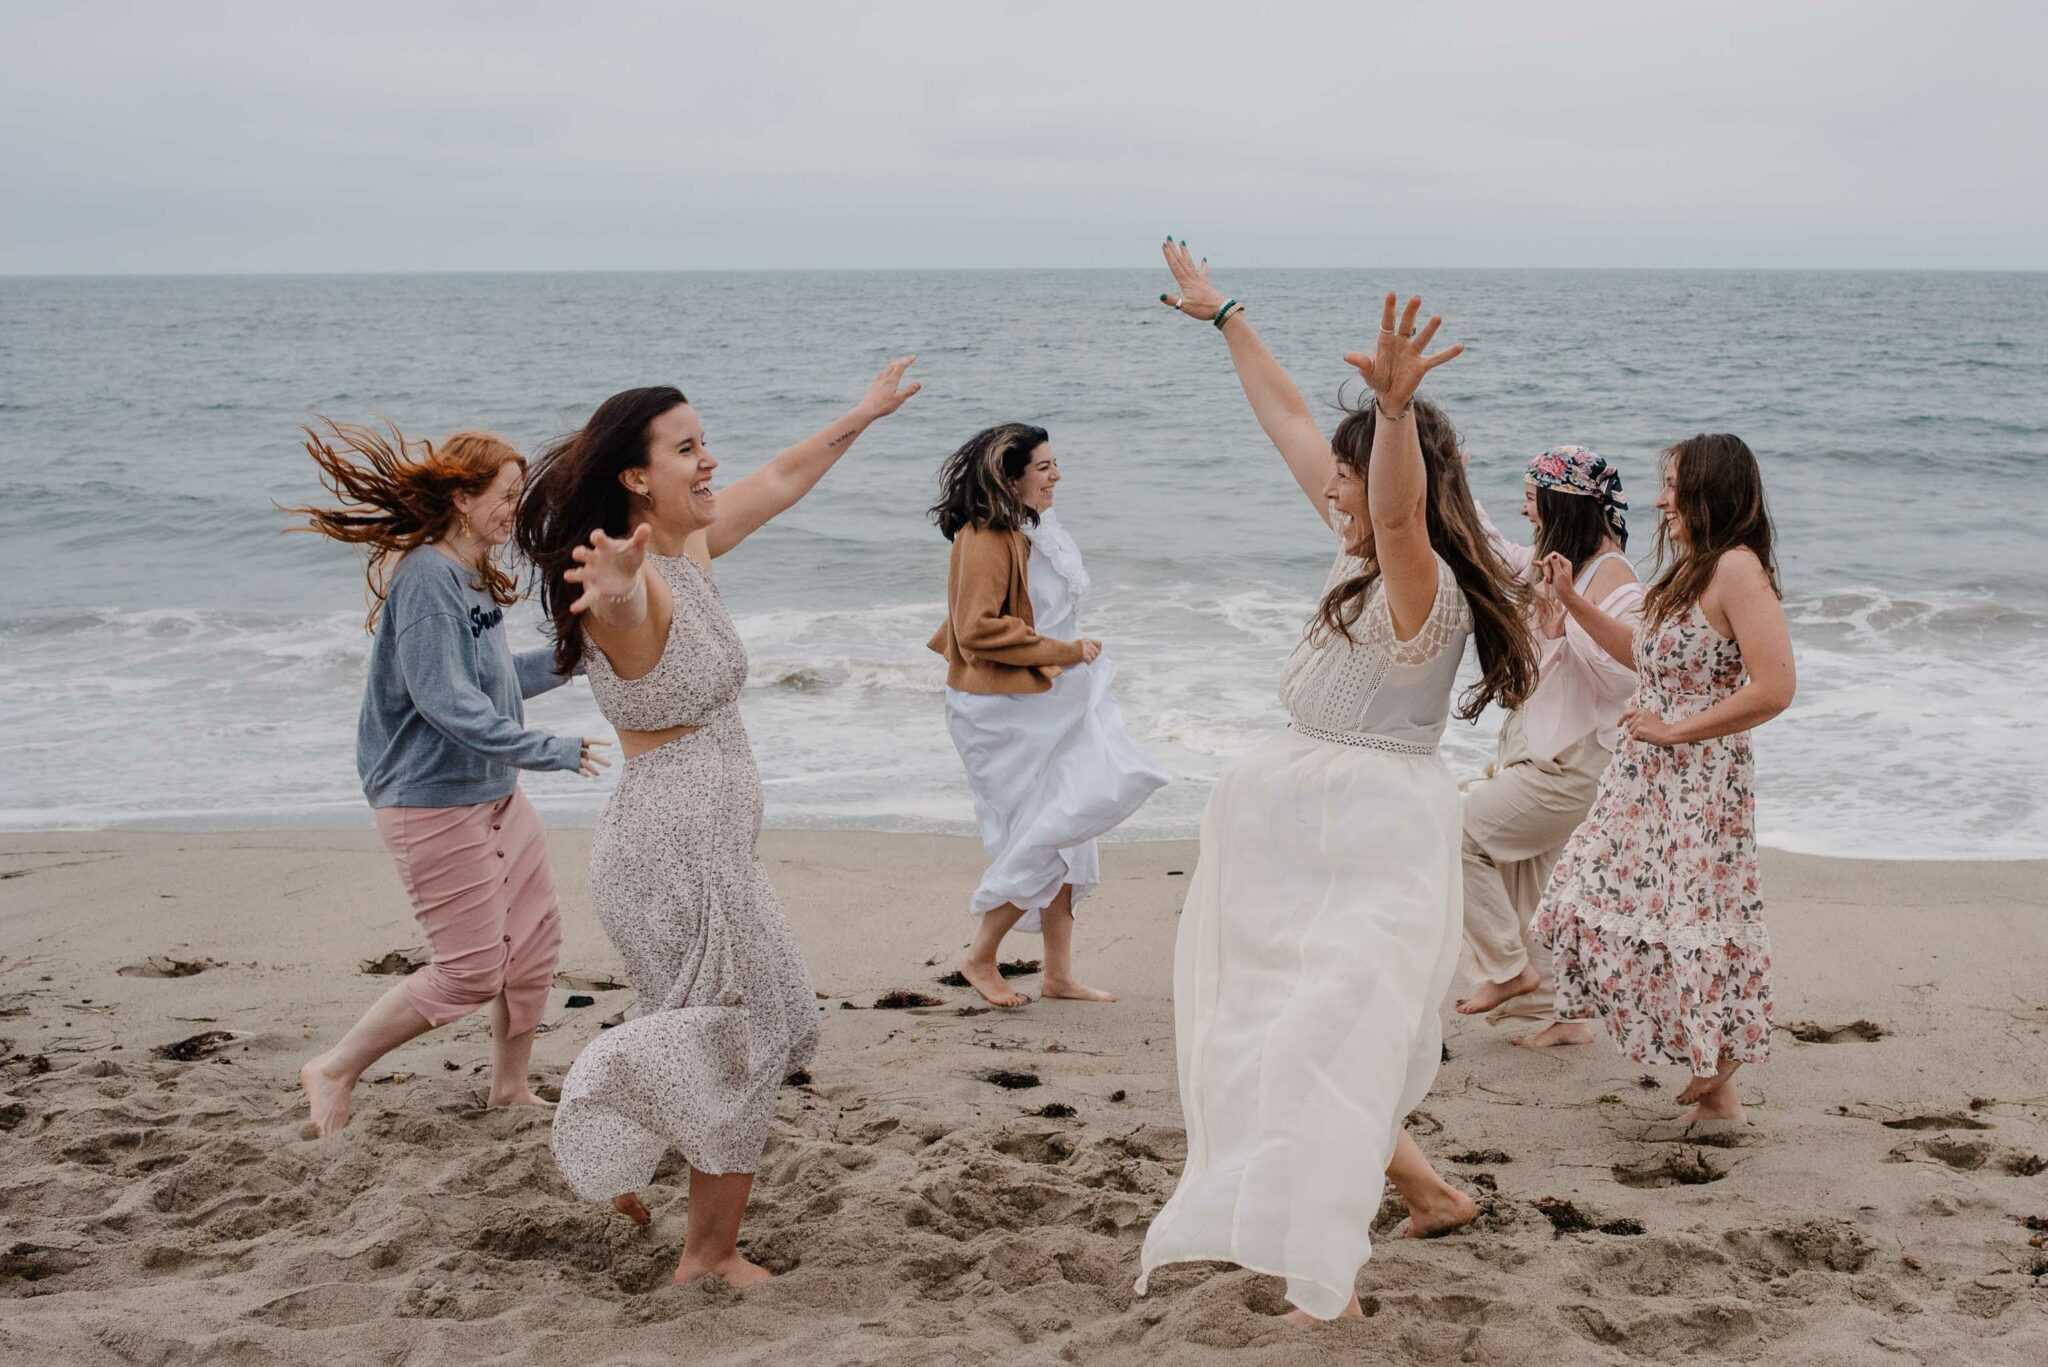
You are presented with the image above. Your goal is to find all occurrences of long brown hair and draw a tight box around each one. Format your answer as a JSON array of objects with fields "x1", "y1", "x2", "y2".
[
  {"x1": 929, "y1": 422, "x2": 1047, "y2": 540},
  {"x1": 1316, "y1": 398, "x2": 1537, "y2": 721},
  {"x1": 1643, "y1": 433, "x2": 1780, "y2": 628},
  {"x1": 513, "y1": 386, "x2": 687, "y2": 676},
  {"x1": 286, "y1": 420, "x2": 524, "y2": 631}
]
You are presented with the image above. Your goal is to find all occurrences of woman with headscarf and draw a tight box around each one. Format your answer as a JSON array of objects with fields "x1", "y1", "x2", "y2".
[{"x1": 1453, "y1": 447, "x2": 1643, "y2": 1045}]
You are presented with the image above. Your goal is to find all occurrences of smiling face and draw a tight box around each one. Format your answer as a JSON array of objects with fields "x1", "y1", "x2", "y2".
[
  {"x1": 1323, "y1": 457, "x2": 1373, "y2": 556},
  {"x1": 452, "y1": 458, "x2": 524, "y2": 549},
  {"x1": 1520, "y1": 479, "x2": 1540, "y2": 527},
  {"x1": 1655, "y1": 453, "x2": 1684, "y2": 547},
  {"x1": 626, "y1": 402, "x2": 719, "y2": 535},
  {"x1": 1009, "y1": 442, "x2": 1060, "y2": 512}
]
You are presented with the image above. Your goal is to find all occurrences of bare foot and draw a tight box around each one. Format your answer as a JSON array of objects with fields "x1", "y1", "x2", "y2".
[
  {"x1": 298, "y1": 1055, "x2": 355, "y2": 1137},
  {"x1": 1455, "y1": 966, "x2": 1541, "y2": 1015},
  {"x1": 1511, "y1": 1021, "x2": 1596, "y2": 1050},
  {"x1": 959, "y1": 958, "x2": 1030, "y2": 1008},
  {"x1": 673, "y1": 1250, "x2": 774, "y2": 1289},
  {"x1": 612, "y1": 1192, "x2": 651, "y2": 1226},
  {"x1": 488, "y1": 1086, "x2": 554, "y2": 1110},
  {"x1": 1678, "y1": 1059, "x2": 1744, "y2": 1124},
  {"x1": 1283, "y1": 1294, "x2": 1365, "y2": 1324},
  {"x1": 1042, "y1": 978, "x2": 1117, "y2": 1003},
  {"x1": 1397, "y1": 1186, "x2": 1480, "y2": 1239}
]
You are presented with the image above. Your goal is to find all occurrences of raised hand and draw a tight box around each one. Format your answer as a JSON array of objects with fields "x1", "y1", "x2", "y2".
[
  {"x1": 1342, "y1": 294, "x2": 1464, "y2": 410},
  {"x1": 562, "y1": 524, "x2": 652, "y2": 616},
  {"x1": 1531, "y1": 569, "x2": 1567, "y2": 639},
  {"x1": 1158, "y1": 237, "x2": 1226, "y2": 320},
  {"x1": 857, "y1": 356, "x2": 921, "y2": 421}
]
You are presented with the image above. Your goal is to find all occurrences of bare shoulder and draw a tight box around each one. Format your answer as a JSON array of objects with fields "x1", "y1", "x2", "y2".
[
  {"x1": 1710, "y1": 546, "x2": 1773, "y2": 596},
  {"x1": 1584, "y1": 557, "x2": 1639, "y2": 600}
]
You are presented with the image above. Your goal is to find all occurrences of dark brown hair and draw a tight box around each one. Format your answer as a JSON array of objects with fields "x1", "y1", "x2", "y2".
[
  {"x1": 1532, "y1": 484, "x2": 1624, "y2": 571},
  {"x1": 285, "y1": 420, "x2": 523, "y2": 631},
  {"x1": 929, "y1": 422, "x2": 1048, "y2": 540},
  {"x1": 513, "y1": 385, "x2": 687, "y2": 676},
  {"x1": 1643, "y1": 433, "x2": 1780, "y2": 628},
  {"x1": 1317, "y1": 398, "x2": 1537, "y2": 720}
]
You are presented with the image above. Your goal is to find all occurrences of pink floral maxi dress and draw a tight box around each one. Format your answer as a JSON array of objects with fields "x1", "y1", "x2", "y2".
[{"x1": 1534, "y1": 604, "x2": 1773, "y2": 1076}]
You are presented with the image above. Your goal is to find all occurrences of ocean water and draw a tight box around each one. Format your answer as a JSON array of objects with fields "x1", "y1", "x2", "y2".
[{"x1": 2, "y1": 269, "x2": 2043, "y2": 858}]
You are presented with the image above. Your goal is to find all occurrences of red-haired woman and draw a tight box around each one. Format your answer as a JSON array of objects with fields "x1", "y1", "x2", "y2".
[
  {"x1": 287, "y1": 423, "x2": 609, "y2": 1137},
  {"x1": 1535, "y1": 434, "x2": 1796, "y2": 1125}
]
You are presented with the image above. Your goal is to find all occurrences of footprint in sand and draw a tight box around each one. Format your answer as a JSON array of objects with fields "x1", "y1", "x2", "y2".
[
  {"x1": 1612, "y1": 1149, "x2": 1728, "y2": 1188},
  {"x1": 1778, "y1": 1019, "x2": 1886, "y2": 1044}
]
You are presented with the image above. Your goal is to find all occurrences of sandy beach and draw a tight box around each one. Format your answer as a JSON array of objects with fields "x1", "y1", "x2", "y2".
[{"x1": 1, "y1": 829, "x2": 2043, "y2": 1365}]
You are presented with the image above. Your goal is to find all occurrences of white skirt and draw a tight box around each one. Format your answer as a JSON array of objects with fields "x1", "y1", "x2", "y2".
[
  {"x1": 1136, "y1": 727, "x2": 1463, "y2": 1319},
  {"x1": 944, "y1": 656, "x2": 1167, "y2": 933}
]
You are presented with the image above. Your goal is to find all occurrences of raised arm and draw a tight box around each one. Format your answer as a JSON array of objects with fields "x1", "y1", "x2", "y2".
[
  {"x1": 1543, "y1": 552, "x2": 1639, "y2": 667},
  {"x1": 1159, "y1": 239, "x2": 1333, "y2": 524},
  {"x1": 1624, "y1": 550, "x2": 1796, "y2": 747},
  {"x1": 705, "y1": 357, "x2": 921, "y2": 559},
  {"x1": 1342, "y1": 294, "x2": 1465, "y2": 640}
]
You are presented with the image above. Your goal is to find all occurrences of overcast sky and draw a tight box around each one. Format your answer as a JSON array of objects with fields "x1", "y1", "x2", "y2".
[{"x1": 2, "y1": 0, "x2": 2040, "y2": 273}]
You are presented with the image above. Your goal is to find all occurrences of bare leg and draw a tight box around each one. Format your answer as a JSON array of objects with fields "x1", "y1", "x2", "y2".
[
  {"x1": 1677, "y1": 1056, "x2": 1745, "y2": 1124},
  {"x1": 1281, "y1": 1130, "x2": 1477, "y2": 1324},
  {"x1": 1455, "y1": 965, "x2": 1543, "y2": 1015},
  {"x1": 1512, "y1": 1019, "x2": 1597, "y2": 1050},
  {"x1": 1388, "y1": 1129, "x2": 1480, "y2": 1238},
  {"x1": 299, "y1": 983, "x2": 434, "y2": 1136},
  {"x1": 960, "y1": 902, "x2": 1032, "y2": 1007},
  {"x1": 486, "y1": 994, "x2": 548, "y2": 1109},
  {"x1": 672, "y1": 1170, "x2": 771, "y2": 1288},
  {"x1": 1040, "y1": 885, "x2": 1115, "y2": 1003}
]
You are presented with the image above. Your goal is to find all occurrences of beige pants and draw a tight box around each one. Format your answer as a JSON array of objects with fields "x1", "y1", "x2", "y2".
[{"x1": 1459, "y1": 712, "x2": 1609, "y2": 1023}]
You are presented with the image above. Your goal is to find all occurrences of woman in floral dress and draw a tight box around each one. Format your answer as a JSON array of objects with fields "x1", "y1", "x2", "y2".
[{"x1": 1534, "y1": 432, "x2": 1796, "y2": 1124}]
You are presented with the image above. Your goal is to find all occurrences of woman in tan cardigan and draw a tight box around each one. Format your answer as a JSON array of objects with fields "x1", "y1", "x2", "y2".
[{"x1": 929, "y1": 422, "x2": 1167, "y2": 1007}]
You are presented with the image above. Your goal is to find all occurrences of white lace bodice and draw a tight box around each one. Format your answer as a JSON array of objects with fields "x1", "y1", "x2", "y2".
[{"x1": 1278, "y1": 538, "x2": 1473, "y2": 753}]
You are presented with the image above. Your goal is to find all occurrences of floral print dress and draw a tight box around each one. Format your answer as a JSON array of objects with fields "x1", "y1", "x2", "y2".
[{"x1": 1534, "y1": 604, "x2": 1773, "y2": 1075}]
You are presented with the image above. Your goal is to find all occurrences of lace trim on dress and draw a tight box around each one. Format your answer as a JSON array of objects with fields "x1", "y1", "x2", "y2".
[
  {"x1": 1365, "y1": 560, "x2": 1472, "y2": 667},
  {"x1": 1024, "y1": 510, "x2": 1090, "y2": 600},
  {"x1": 1287, "y1": 720, "x2": 1437, "y2": 755}
]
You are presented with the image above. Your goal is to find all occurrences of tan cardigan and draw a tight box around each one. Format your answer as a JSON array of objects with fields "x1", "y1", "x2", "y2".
[{"x1": 927, "y1": 523, "x2": 1086, "y2": 694}]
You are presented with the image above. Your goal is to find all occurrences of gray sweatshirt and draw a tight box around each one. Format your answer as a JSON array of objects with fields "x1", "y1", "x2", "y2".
[{"x1": 357, "y1": 547, "x2": 581, "y2": 808}]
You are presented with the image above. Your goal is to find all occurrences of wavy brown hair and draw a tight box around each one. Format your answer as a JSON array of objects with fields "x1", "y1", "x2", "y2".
[
  {"x1": 285, "y1": 420, "x2": 524, "y2": 631},
  {"x1": 929, "y1": 422, "x2": 1048, "y2": 540},
  {"x1": 1316, "y1": 398, "x2": 1537, "y2": 721},
  {"x1": 1643, "y1": 433, "x2": 1780, "y2": 628},
  {"x1": 514, "y1": 386, "x2": 688, "y2": 675}
]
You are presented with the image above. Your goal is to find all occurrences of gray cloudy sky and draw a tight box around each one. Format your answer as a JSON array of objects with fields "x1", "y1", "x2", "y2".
[{"x1": 2, "y1": 0, "x2": 2040, "y2": 273}]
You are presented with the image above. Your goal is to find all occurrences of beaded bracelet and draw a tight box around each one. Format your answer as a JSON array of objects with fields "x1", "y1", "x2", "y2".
[{"x1": 1212, "y1": 298, "x2": 1243, "y2": 330}]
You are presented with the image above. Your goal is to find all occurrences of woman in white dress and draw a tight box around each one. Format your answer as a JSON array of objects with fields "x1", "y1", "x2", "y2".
[
  {"x1": 928, "y1": 423, "x2": 1168, "y2": 1007},
  {"x1": 1137, "y1": 243, "x2": 1538, "y2": 1323}
]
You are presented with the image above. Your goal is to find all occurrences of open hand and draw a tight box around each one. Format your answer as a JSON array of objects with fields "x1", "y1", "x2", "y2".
[
  {"x1": 1078, "y1": 639, "x2": 1103, "y2": 664},
  {"x1": 1342, "y1": 294, "x2": 1463, "y2": 410},
  {"x1": 562, "y1": 524, "x2": 651, "y2": 615},
  {"x1": 1158, "y1": 237, "x2": 1226, "y2": 320},
  {"x1": 1620, "y1": 705, "x2": 1679, "y2": 747},
  {"x1": 857, "y1": 356, "x2": 921, "y2": 421},
  {"x1": 577, "y1": 737, "x2": 614, "y2": 778}
]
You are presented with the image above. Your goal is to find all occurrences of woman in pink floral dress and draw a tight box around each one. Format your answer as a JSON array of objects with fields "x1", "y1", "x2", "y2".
[{"x1": 1534, "y1": 433, "x2": 1797, "y2": 1124}]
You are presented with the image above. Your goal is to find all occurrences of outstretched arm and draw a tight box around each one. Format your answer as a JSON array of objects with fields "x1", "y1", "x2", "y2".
[
  {"x1": 1342, "y1": 294, "x2": 1465, "y2": 639},
  {"x1": 706, "y1": 357, "x2": 921, "y2": 559},
  {"x1": 1160, "y1": 239, "x2": 1334, "y2": 525}
]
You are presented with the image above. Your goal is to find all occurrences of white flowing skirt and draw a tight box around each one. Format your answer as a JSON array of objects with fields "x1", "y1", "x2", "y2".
[
  {"x1": 944, "y1": 656, "x2": 1167, "y2": 933},
  {"x1": 1135, "y1": 727, "x2": 1463, "y2": 1320}
]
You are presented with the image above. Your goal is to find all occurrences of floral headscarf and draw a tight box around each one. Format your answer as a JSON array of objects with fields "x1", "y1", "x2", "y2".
[{"x1": 1526, "y1": 445, "x2": 1627, "y2": 542}]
